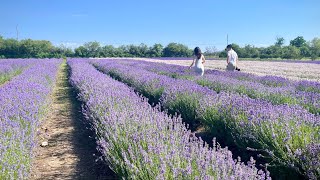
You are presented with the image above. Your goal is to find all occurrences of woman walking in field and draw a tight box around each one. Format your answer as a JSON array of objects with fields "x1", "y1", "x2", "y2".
[{"x1": 189, "y1": 47, "x2": 206, "y2": 76}]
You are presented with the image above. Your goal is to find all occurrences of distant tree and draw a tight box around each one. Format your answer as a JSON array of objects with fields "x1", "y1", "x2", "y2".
[
  {"x1": 270, "y1": 45, "x2": 283, "y2": 58},
  {"x1": 163, "y1": 43, "x2": 192, "y2": 57},
  {"x1": 18, "y1": 39, "x2": 33, "y2": 58},
  {"x1": 34, "y1": 40, "x2": 54, "y2": 58},
  {"x1": 309, "y1": 38, "x2": 320, "y2": 60},
  {"x1": 83, "y1": 41, "x2": 101, "y2": 57},
  {"x1": 243, "y1": 45, "x2": 260, "y2": 58},
  {"x1": 299, "y1": 45, "x2": 311, "y2": 58},
  {"x1": 148, "y1": 43, "x2": 163, "y2": 57},
  {"x1": 100, "y1": 45, "x2": 113, "y2": 57},
  {"x1": 2, "y1": 38, "x2": 20, "y2": 58},
  {"x1": 64, "y1": 48, "x2": 74, "y2": 57},
  {"x1": 259, "y1": 47, "x2": 270, "y2": 59},
  {"x1": 0, "y1": 34, "x2": 319, "y2": 59},
  {"x1": 275, "y1": 37, "x2": 285, "y2": 47},
  {"x1": 260, "y1": 45, "x2": 282, "y2": 59},
  {"x1": 138, "y1": 43, "x2": 148, "y2": 57},
  {"x1": 127, "y1": 43, "x2": 149, "y2": 57},
  {"x1": 117, "y1": 45, "x2": 129, "y2": 57},
  {"x1": 290, "y1": 36, "x2": 307, "y2": 48},
  {"x1": 0, "y1": 36, "x2": 4, "y2": 57},
  {"x1": 75, "y1": 46, "x2": 88, "y2": 57},
  {"x1": 126, "y1": 45, "x2": 137, "y2": 57},
  {"x1": 218, "y1": 51, "x2": 227, "y2": 58},
  {"x1": 54, "y1": 45, "x2": 74, "y2": 58},
  {"x1": 281, "y1": 46, "x2": 300, "y2": 59}
]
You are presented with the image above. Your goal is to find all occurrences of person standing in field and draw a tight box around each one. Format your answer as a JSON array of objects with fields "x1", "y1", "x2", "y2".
[
  {"x1": 226, "y1": 44, "x2": 239, "y2": 71},
  {"x1": 189, "y1": 47, "x2": 206, "y2": 76}
]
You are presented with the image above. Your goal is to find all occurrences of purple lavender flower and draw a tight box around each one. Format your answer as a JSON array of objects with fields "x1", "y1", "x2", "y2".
[
  {"x1": 90, "y1": 58, "x2": 320, "y2": 179},
  {"x1": 0, "y1": 59, "x2": 62, "y2": 179},
  {"x1": 68, "y1": 58, "x2": 268, "y2": 179}
]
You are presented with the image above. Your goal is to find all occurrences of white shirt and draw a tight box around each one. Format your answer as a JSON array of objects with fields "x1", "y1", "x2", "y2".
[{"x1": 228, "y1": 49, "x2": 238, "y2": 66}]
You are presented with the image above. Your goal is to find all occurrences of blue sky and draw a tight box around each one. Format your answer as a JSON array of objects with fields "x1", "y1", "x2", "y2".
[{"x1": 1, "y1": 0, "x2": 319, "y2": 50}]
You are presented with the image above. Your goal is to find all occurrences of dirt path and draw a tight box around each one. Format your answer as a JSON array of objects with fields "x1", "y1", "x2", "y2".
[{"x1": 30, "y1": 62, "x2": 116, "y2": 180}]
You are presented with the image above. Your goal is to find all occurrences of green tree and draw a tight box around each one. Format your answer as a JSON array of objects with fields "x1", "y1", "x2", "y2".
[
  {"x1": 281, "y1": 46, "x2": 300, "y2": 59},
  {"x1": 148, "y1": 43, "x2": 163, "y2": 57},
  {"x1": 163, "y1": 43, "x2": 192, "y2": 57},
  {"x1": 0, "y1": 36, "x2": 4, "y2": 57},
  {"x1": 75, "y1": 46, "x2": 88, "y2": 57},
  {"x1": 243, "y1": 45, "x2": 260, "y2": 58},
  {"x1": 218, "y1": 51, "x2": 227, "y2": 58},
  {"x1": 299, "y1": 45, "x2": 311, "y2": 58},
  {"x1": 1, "y1": 34, "x2": 319, "y2": 59},
  {"x1": 2, "y1": 38, "x2": 20, "y2": 58},
  {"x1": 260, "y1": 45, "x2": 282, "y2": 59},
  {"x1": 290, "y1": 36, "x2": 307, "y2": 48},
  {"x1": 35, "y1": 40, "x2": 54, "y2": 58},
  {"x1": 275, "y1": 37, "x2": 285, "y2": 47},
  {"x1": 83, "y1": 41, "x2": 101, "y2": 57},
  {"x1": 127, "y1": 43, "x2": 149, "y2": 57},
  {"x1": 309, "y1": 38, "x2": 320, "y2": 60},
  {"x1": 138, "y1": 43, "x2": 148, "y2": 57},
  {"x1": 117, "y1": 45, "x2": 129, "y2": 57},
  {"x1": 126, "y1": 45, "x2": 137, "y2": 57},
  {"x1": 101, "y1": 45, "x2": 116, "y2": 57},
  {"x1": 20, "y1": 39, "x2": 35, "y2": 58},
  {"x1": 54, "y1": 45, "x2": 74, "y2": 58}
]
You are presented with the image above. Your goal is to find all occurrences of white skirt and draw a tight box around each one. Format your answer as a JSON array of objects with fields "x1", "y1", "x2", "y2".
[{"x1": 194, "y1": 64, "x2": 204, "y2": 76}]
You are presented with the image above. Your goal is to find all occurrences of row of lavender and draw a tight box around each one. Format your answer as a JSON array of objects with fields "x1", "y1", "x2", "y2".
[
  {"x1": 0, "y1": 59, "x2": 62, "y2": 179},
  {"x1": 0, "y1": 59, "x2": 31, "y2": 85},
  {"x1": 68, "y1": 59, "x2": 269, "y2": 179},
  {"x1": 91, "y1": 59, "x2": 320, "y2": 179},
  {"x1": 122, "y1": 59, "x2": 320, "y2": 93},
  {"x1": 117, "y1": 60, "x2": 320, "y2": 115}
]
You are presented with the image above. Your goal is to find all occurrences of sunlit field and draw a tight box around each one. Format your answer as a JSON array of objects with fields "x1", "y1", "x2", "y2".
[
  {"x1": 127, "y1": 58, "x2": 320, "y2": 82},
  {"x1": 1, "y1": 58, "x2": 319, "y2": 179}
]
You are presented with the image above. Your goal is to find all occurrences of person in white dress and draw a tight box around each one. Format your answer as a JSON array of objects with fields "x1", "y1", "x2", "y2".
[
  {"x1": 226, "y1": 44, "x2": 239, "y2": 71},
  {"x1": 189, "y1": 47, "x2": 206, "y2": 76}
]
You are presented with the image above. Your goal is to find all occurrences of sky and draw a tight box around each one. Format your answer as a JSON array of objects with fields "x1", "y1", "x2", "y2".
[{"x1": 1, "y1": 0, "x2": 319, "y2": 50}]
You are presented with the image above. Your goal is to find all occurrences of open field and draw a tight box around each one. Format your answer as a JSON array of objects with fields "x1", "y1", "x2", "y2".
[{"x1": 130, "y1": 58, "x2": 320, "y2": 82}]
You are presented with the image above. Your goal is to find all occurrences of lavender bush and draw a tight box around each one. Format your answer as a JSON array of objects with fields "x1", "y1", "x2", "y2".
[
  {"x1": 118, "y1": 59, "x2": 320, "y2": 115},
  {"x1": 119, "y1": 59, "x2": 320, "y2": 94},
  {"x1": 68, "y1": 59, "x2": 268, "y2": 179},
  {"x1": 92, "y1": 59, "x2": 320, "y2": 179},
  {"x1": 194, "y1": 76, "x2": 320, "y2": 115},
  {"x1": 198, "y1": 93, "x2": 320, "y2": 179},
  {"x1": 0, "y1": 59, "x2": 31, "y2": 85},
  {"x1": 0, "y1": 59, "x2": 62, "y2": 179},
  {"x1": 92, "y1": 60, "x2": 215, "y2": 127}
]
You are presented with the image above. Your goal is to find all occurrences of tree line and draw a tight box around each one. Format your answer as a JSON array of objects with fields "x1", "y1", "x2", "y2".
[
  {"x1": 217, "y1": 37, "x2": 320, "y2": 60},
  {"x1": 0, "y1": 35, "x2": 319, "y2": 60}
]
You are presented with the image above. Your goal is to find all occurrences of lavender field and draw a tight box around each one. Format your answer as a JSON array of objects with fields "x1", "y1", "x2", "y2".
[
  {"x1": 0, "y1": 59, "x2": 62, "y2": 179},
  {"x1": 1, "y1": 58, "x2": 319, "y2": 179}
]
